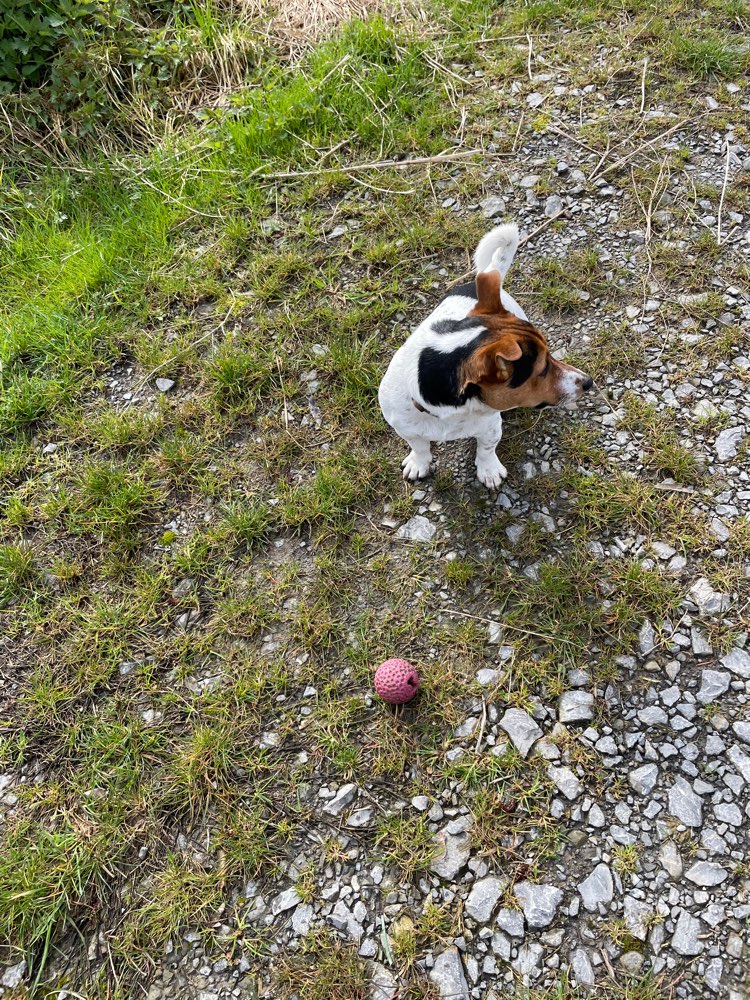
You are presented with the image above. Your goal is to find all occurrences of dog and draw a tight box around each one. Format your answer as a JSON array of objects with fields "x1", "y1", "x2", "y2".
[{"x1": 378, "y1": 223, "x2": 593, "y2": 488}]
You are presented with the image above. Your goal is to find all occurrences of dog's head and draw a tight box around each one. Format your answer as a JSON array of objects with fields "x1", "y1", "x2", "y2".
[{"x1": 460, "y1": 270, "x2": 592, "y2": 411}]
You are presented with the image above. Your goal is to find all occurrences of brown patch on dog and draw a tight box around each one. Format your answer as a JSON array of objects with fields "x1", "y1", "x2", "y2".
[
  {"x1": 472, "y1": 270, "x2": 507, "y2": 316},
  {"x1": 461, "y1": 268, "x2": 591, "y2": 410}
]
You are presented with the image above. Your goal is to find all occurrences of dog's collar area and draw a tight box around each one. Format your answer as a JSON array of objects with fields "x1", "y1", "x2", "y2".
[{"x1": 412, "y1": 399, "x2": 429, "y2": 413}]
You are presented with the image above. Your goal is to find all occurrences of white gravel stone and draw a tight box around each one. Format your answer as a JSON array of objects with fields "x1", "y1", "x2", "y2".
[
  {"x1": 514, "y1": 881, "x2": 564, "y2": 928},
  {"x1": 684, "y1": 861, "x2": 729, "y2": 886},
  {"x1": 496, "y1": 907, "x2": 525, "y2": 937},
  {"x1": 323, "y1": 783, "x2": 358, "y2": 816},
  {"x1": 688, "y1": 577, "x2": 730, "y2": 617},
  {"x1": 512, "y1": 941, "x2": 544, "y2": 977},
  {"x1": 476, "y1": 668, "x2": 502, "y2": 686},
  {"x1": 570, "y1": 947, "x2": 595, "y2": 987},
  {"x1": 544, "y1": 194, "x2": 563, "y2": 218},
  {"x1": 667, "y1": 777, "x2": 703, "y2": 826},
  {"x1": 465, "y1": 876, "x2": 505, "y2": 923},
  {"x1": 272, "y1": 888, "x2": 301, "y2": 915},
  {"x1": 499, "y1": 708, "x2": 542, "y2": 758},
  {"x1": 637, "y1": 705, "x2": 668, "y2": 726},
  {"x1": 722, "y1": 647, "x2": 750, "y2": 678},
  {"x1": 732, "y1": 721, "x2": 750, "y2": 744},
  {"x1": 558, "y1": 690, "x2": 594, "y2": 723},
  {"x1": 715, "y1": 425, "x2": 745, "y2": 461},
  {"x1": 347, "y1": 807, "x2": 374, "y2": 828},
  {"x1": 697, "y1": 669, "x2": 731, "y2": 705},
  {"x1": 1, "y1": 962, "x2": 26, "y2": 989},
  {"x1": 431, "y1": 825, "x2": 472, "y2": 880},
  {"x1": 639, "y1": 619, "x2": 656, "y2": 654},
  {"x1": 587, "y1": 803, "x2": 606, "y2": 828},
  {"x1": 714, "y1": 802, "x2": 743, "y2": 825},
  {"x1": 429, "y1": 947, "x2": 469, "y2": 1000},
  {"x1": 156, "y1": 377, "x2": 175, "y2": 392},
  {"x1": 481, "y1": 196, "x2": 506, "y2": 219},
  {"x1": 397, "y1": 515, "x2": 436, "y2": 542},
  {"x1": 292, "y1": 903, "x2": 315, "y2": 936},
  {"x1": 704, "y1": 957, "x2": 723, "y2": 993},
  {"x1": 727, "y1": 744, "x2": 750, "y2": 783},
  {"x1": 629, "y1": 763, "x2": 659, "y2": 795},
  {"x1": 671, "y1": 909, "x2": 703, "y2": 956},
  {"x1": 546, "y1": 765, "x2": 583, "y2": 800},
  {"x1": 372, "y1": 963, "x2": 398, "y2": 1000},
  {"x1": 578, "y1": 864, "x2": 613, "y2": 911},
  {"x1": 623, "y1": 897, "x2": 652, "y2": 941}
]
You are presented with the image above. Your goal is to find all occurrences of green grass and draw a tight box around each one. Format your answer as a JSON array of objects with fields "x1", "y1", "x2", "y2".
[
  {"x1": 275, "y1": 930, "x2": 369, "y2": 1000},
  {"x1": 1, "y1": 0, "x2": 747, "y2": 994},
  {"x1": 0, "y1": 542, "x2": 37, "y2": 606}
]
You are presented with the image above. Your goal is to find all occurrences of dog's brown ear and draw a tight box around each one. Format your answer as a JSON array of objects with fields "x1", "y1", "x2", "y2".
[
  {"x1": 473, "y1": 270, "x2": 508, "y2": 316},
  {"x1": 461, "y1": 335, "x2": 522, "y2": 387}
]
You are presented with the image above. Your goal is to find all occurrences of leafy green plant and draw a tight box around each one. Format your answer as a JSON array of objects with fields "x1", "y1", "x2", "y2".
[{"x1": 0, "y1": 0, "x2": 95, "y2": 90}]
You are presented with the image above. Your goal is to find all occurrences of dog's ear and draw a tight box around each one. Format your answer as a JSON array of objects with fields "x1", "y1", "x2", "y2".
[
  {"x1": 472, "y1": 269, "x2": 508, "y2": 316},
  {"x1": 462, "y1": 335, "x2": 522, "y2": 388}
]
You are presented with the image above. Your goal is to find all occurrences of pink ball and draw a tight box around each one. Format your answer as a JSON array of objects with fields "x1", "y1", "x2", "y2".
[{"x1": 374, "y1": 658, "x2": 420, "y2": 705}]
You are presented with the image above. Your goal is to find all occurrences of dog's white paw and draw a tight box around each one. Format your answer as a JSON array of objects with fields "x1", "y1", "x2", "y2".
[
  {"x1": 402, "y1": 451, "x2": 432, "y2": 480},
  {"x1": 476, "y1": 457, "x2": 507, "y2": 489}
]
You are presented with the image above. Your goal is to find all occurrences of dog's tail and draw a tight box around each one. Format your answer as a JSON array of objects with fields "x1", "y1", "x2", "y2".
[{"x1": 473, "y1": 223, "x2": 519, "y2": 278}]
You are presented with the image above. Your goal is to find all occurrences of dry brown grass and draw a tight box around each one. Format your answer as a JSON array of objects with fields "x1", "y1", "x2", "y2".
[{"x1": 247, "y1": 0, "x2": 419, "y2": 52}]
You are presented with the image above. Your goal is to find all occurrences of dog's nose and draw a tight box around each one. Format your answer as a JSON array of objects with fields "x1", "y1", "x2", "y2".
[{"x1": 582, "y1": 376, "x2": 594, "y2": 392}]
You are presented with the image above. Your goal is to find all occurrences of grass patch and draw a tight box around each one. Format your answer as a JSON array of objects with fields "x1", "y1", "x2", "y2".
[
  {"x1": 527, "y1": 248, "x2": 611, "y2": 312},
  {"x1": 669, "y1": 32, "x2": 748, "y2": 77},
  {"x1": 0, "y1": 542, "x2": 37, "y2": 606},
  {"x1": 275, "y1": 929, "x2": 368, "y2": 1000}
]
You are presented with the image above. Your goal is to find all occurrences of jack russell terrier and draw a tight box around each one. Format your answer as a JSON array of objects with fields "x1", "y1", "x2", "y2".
[{"x1": 378, "y1": 223, "x2": 593, "y2": 488}]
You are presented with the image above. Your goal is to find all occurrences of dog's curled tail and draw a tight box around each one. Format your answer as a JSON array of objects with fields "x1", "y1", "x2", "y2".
[{"x1": 473, "y1": 223, "x2": 519, "y2": 278}]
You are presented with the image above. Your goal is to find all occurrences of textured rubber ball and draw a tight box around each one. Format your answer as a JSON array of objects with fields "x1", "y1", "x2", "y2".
[{"x1": 374, "y1": 658, "x2": 420, "y2": 705}]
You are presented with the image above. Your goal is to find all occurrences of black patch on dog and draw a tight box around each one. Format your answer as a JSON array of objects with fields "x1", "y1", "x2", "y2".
[
  {"x1": 418, "y1": 336, "x2": 486, "y2": 407},
  {"x1": 450, "y1": 281, "x2": 478, "y2": 300},
  {"x1": 509, "y1": 338, "x2": 540, "y2": 387},
  {"x1": 432, "y1": 316, "x2": 485, "y2": 335}
]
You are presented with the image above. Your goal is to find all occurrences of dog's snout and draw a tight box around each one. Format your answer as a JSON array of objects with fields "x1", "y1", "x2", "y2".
[{"x1": 582, "y1": 376, "x2": 594, "y2": 392}]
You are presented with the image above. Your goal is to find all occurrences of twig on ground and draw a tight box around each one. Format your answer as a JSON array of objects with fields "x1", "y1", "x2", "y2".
[
  {"x1": 423, "y1": 51, "x2": 473, "y2": 86},
  {"x1": 350, "y1": 174, "x2": 415, "y2": 195},
  {"x1": 255, "y1": 148, "x2": 509, "y2": 181},
  {"x1": 594, "y1": 112, "x2": 712, "y2": 180},
  {"x1": 717, "y1": 139, "x2": 732, "y2": 247},
  {"x1": 520, "y1": 209, "x2": 568, "y2": 246},
  {"x1": 474, "y1": 697, "x2": 487, "y2": 753},
  {"x1": 278, "y1": 357, "x2": 290, "y2": 434},
  {"x1": 526, "y1": 34, "x2": 533, "y2": 81},
  {"x1": 547, "y1": 123, "x2": 600, "y2": 157},
  {"x1": 639, "y1": 57, "x2": 648, "y2": 114},
  {"x1": 442, "y1": 608, "x2": 577, "y2": 647},
  {"x1": 138, "y1": 175, "x2": 225, "y2": 220},
  {"x1": 588, "y1": 133, "x2": 612, "y2": 181}
]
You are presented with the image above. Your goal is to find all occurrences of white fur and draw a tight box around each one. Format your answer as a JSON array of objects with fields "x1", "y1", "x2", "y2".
[
  {"x1": 379, "y1": 225, "x2": 524, "y2": 488},
  {"x1": 474, "y1": 223, "x2": 520, "y2": 276},
  {"x1": 558, "y1": 368, "x2": 580, "y2": 401}
]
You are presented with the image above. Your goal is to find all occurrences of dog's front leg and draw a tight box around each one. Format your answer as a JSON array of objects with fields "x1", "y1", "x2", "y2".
[
  {"x1": 474, "y1": 420, "x2": 506, "y2": 489},
  {"x1": 401, "y1": 437, "x2": 433, "y2": 481}
]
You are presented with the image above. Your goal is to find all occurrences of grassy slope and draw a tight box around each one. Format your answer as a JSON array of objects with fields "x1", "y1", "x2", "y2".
[{"x1": 1, "y1": 0, "x2": 749, "y2": 995}]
